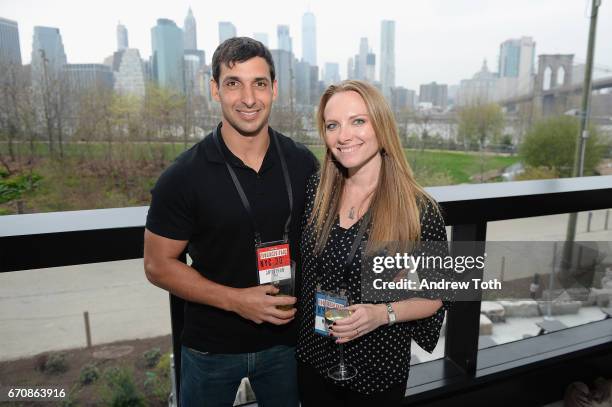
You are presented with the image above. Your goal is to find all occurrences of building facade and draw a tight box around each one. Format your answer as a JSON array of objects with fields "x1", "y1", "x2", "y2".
[
  {"x1": 419, "y1": 81, "x2": 448, "y2": 110},
  {"x1": 253, "y1": 32, "x2": 268, "y2": 47},
  {"x1": 111, "y1": 48, "x2": 145, "y2": 98},
  {"x1": 271, "y1": 49, "x2": 294, "y2": 107},
  {"x1": 64, "y1": 64, "x2": 113, "y2": 93},
  {"x1": 0, "y1": 17, "x2": 22, "y2": 65},
  {"x1": 116, "y1": 23, "x2": 128, "y2": 51},
  {"x1": 277, "y1": 25, "x2": 292, "y2": 53},
  {"x1": 151, "y1": 19, "x2": 185, "y2": 93},
  {"x1": 323, "y1": 62, "x2": 340, "y2": 85},
  {"x1": 183, "y1": 7, "x2": 197, "y2": 51},
  {"x1": 301, "y1": 12, "x2": 317, "y2": 67},
  {"x1": 218, "y1": 22, "x2": 236, "y2": 44},
  {"x1": 456, "y1": 60, "x2": 498, "y2": 106},
  {"x1": 380, "y1": 20, "x2": 395, "y2": 100}
]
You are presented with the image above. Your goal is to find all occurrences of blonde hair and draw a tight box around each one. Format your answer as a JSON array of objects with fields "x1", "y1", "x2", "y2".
[{"x1": 311, "y1": 80, "x2": 438, "y2": 254}]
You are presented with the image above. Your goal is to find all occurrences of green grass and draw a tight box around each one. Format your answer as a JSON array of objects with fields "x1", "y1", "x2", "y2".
[
  {"x1": 305, "y1": 145, "x2": 520, "y2": 185},
  {"x1": 404, "y1": 149, "x2": 520, "y2": 184}
]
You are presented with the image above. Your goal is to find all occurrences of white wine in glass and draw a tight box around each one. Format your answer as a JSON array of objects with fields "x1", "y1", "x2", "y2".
[{"x1": 324, "y1": 306, "x2": 357, "y2": 381}]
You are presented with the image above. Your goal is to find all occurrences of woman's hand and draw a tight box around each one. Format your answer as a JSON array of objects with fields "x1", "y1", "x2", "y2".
[{"x1": 329, "y1": 303, "x2": 388, "y2": 344}]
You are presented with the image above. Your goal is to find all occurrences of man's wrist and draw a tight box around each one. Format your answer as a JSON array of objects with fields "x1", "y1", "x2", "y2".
[{"x1": 222, "y1": 287, "x2": 240, "y2": 313}]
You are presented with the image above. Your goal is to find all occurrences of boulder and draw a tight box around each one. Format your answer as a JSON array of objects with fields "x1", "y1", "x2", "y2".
[
  {"x1": 480, "y1": 314, "x2": 493, "y2": 336},
  {"x1": 537, "y1": 300, "x2": 581, "y2": 316},
  {"x1": 499, "y1": 299, "x2": 540, "y2": 318},
  {"x1": 481, "y1": 301, "x2": 506, "y2": 323}
]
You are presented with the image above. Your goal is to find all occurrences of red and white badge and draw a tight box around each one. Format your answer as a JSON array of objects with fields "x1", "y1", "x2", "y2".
[{"x1": 255, "y1": 241, "x2": 292, "y2": 285}]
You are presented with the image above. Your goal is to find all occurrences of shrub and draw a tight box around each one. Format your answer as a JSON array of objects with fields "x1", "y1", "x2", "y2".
[
  {"x1": 142, "y1": 347, "x2": 161, "y2": 368},
  {"x1": 101, "y1": 366, "x2": 145, "y2": 407},
  {"x1": 79, "y1": 363, "x2": 100, "y2": 385},
  {"x1": 45, "y1": 353, "x2": 68, "y2": 374},
  {"x1": 143, "y1": 352, "x2": 172, "y2": 402}
]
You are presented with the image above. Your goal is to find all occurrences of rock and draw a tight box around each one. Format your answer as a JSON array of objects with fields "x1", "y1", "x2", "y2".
[
  {"x1": 591, "y1": 288, "x2": 612, "y2": 308},
  {"x1": 537, "y1": 300, "x2": 581, "y2": 316},
  {"x1": 499, "y1": 299, "x2": 540, "y2": 317},
  {"x1": 481, "y1": 301, "x2": 506, "y2": 323},
  {"x1": 480, "y1": 314, "x2": 493, "y2": 335}
]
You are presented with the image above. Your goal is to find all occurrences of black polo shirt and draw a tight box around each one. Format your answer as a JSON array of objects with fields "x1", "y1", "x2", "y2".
[{"x1": 146, "y1": 124, "x2": 318, "y2": 353}]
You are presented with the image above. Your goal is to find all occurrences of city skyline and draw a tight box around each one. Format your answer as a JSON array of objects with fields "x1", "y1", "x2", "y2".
[{"x1": 1, "y1": 0, "x2": 611, "y2": 91}]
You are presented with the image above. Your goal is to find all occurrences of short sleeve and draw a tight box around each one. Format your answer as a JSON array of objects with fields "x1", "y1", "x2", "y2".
[
  {"x1": 296, "y1": 143, "x2": 320, "y2": 177},
  {"x1": 408, "y1": 199, "x2": 453, "y2": 353},
  {"x1": 145, "y1": 161, "x2": 196, "y2": 241}
]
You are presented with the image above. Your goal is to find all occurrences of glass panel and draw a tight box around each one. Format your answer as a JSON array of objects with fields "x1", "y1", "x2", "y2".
[
  {"x1": 478, "y1": 209, "x2": 612, "y2": 349},
  {"x1": 0, "y1": 260, "x2": 173, "y2": 405}
]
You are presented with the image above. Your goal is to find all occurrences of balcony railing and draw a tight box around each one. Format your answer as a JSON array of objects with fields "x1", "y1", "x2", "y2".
[{"x1": 2, "y1": 175, "x2": 612, "y2": 406}]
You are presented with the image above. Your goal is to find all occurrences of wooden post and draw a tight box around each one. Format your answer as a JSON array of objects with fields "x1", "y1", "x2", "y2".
[{"x1": 84, "y1": 311, "x2": 92, "y2": 348}]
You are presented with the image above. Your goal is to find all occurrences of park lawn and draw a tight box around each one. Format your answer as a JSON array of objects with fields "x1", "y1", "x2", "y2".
[
  {"x1": 404, "y1": 149, "x2": 520, "y2": 184},
  {"x1": 305, "y1": 145, "x2": 520, "y2": 185}
]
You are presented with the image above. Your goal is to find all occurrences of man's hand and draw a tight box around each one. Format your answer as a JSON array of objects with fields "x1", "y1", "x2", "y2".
[{"x1": 230, "y1": 284, "x2": 297, "y2": 325}]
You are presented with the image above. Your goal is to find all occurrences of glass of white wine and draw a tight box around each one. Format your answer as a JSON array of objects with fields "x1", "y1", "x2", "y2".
[{"x1": 324, "y1": 305, "x2": 357, "y2": 380}]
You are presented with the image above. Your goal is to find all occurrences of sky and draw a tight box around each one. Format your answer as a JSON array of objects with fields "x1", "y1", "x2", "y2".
[{"x1": 1, "y1": 0, "x2": 611, "y2": 90}]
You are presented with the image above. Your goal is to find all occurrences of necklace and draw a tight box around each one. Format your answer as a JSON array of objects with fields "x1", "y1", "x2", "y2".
[
  {"x1": 348, "y1": 207, "x2": 356, "y2": 220},
  {"x1": 345, "y1": 188, "x2": 376, "y2": 221}
]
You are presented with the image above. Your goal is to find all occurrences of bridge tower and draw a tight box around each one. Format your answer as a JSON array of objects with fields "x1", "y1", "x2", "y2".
[{"x1": 533, "y1": 54, "x2": 574, "y2": 117}]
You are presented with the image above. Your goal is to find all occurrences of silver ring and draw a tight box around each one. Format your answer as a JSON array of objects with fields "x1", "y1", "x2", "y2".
[{"x1": 355, "y1": 328, "x2": 360, "y2": 336}]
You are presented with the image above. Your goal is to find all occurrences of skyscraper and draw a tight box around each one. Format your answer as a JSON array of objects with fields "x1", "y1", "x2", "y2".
[
  {"x1": 301, "y1": 12, "x2": 316, "y2": 66},
  {"x1": 31, "y1": 26, "x2": 67, "y2": 82},
  {"x1": 295, "y1": 60, "x2": 311, "y2": 106},
  {"x1": 357, "y1": 37, "x2": 368, "y2": 81},
  {"x1": 0, "y1": 17, "x2": 22, "y2": 65},
  {"x1": 365, "y1": 52, "x2": 375, "y2": 82},
  {"x1": 380, "y1": 20, "x2": 395, "y2": 100},
  {"x1": 218, "y1": 22, "x2": 236, "y2": 44},
  {"x1": 253, "y1": 32, "x2": 268, "y2": 47},
  {"x1": 271, "y1": 49, "x2": 294, "y2": 106},
  {"x1": 184, "y1": 49, "x2": 205, "y2": 96},
  {"x1": 183, "y1": 7, "x2": 197, "y2": 50},
  {"x1": 498, "y1": 37, "x2": 535, "y2": 78},
  {"x1": 151, "y1": 19, "x2": 185, "y2": 93},
  {"x1": 324, "y1": 62, "x2": 340, "y2": 85},
  {"x1": 117, "y1": 22, "x2": 128, "y2": 51},
  {"x1": 277, "y1": 25, "x2": 292, "y2": 53},
  {"x1": 111, "y1": 48, "x2": 146, "y2": 98},
  {"x1": 347, "y1": 57, "x2": 354, "y2": 79}
]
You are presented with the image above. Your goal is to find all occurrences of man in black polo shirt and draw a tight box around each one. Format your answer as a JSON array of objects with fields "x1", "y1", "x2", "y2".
[{"x1": 144, "y1": 38, "x2": 318, "y2": 407}]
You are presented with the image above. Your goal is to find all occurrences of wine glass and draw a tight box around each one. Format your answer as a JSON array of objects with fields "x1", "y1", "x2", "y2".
[{"x1": 324, "y1": 303, "x2": 357, "y2": 380}]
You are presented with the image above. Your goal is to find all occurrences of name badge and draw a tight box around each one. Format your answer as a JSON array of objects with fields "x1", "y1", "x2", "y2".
[
  {"x1": 256, "y1": 240, "x2": 292, "y2": 285},
  {"x1": 314, "y1": 290, "x2": 348, "y2": 336}
]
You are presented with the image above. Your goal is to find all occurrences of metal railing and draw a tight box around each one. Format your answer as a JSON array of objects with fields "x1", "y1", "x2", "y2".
[{"x1": 2, "y1": 175, "x2": 612, "y2": 406}]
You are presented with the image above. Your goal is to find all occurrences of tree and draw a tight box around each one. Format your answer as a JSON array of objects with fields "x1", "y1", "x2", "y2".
[
  {"x1": 520, "y1": 115, "x2": 605, "y2": 177},
  {"x1": 457, "y1": 103, "x2": 505, "y2": 150},
  {"x1": 457, "y1": 102, "x2": 505, "y2": 181}
]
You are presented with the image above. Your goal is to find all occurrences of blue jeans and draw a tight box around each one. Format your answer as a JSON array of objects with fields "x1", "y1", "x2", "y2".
[{"x1": 180, "y1": 345, "x2": 298, "y2": 407}]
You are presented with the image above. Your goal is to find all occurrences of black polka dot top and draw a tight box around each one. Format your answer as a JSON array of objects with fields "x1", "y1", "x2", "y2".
[{"x1": 296, "y1": 173, "x2": 452, "y2": 395}]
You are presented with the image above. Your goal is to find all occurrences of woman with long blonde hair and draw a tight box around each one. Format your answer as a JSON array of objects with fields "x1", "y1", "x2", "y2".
[{"x1": 296, "y1": 80, "x2": 450, "y2": 405}]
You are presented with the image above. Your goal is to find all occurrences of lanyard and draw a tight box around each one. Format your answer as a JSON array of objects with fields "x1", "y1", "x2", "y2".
[
  {"x1": 212, "y1": 126, "x2": 293, "y2": 245},
  {"x1": 316, "y1": 210, "x2": 371, "y2": 291}
]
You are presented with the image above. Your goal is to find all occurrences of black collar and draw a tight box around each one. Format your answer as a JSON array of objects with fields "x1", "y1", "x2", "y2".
[{"x1": 203, "y1": 123, "x2": 280, "y2": 173}]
